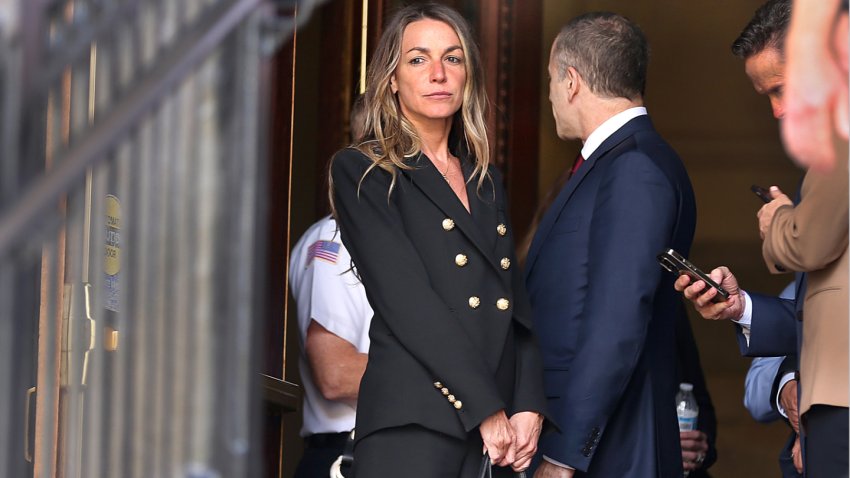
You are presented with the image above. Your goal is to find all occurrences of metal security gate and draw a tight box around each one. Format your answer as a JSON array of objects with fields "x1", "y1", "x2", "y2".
[{"x1": 0, "y1": 1, "x2": 323, "y2": 476}]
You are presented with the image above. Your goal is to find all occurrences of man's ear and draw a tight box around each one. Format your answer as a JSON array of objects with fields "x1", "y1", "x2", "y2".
[{"x1": 565, "y1": 66, "x2": 580, "y2": 101}]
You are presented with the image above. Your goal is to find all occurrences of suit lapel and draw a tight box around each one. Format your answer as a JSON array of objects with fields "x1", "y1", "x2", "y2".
[
  {"x1": 402, "y1": 154, "x2": 501, "y2": 273},
  {"x1": 524, "y1": 152, "x2": 598, "y2": 276},
  {"x1": 525, "y1": 115, "x2": 655, "y2": 277}
]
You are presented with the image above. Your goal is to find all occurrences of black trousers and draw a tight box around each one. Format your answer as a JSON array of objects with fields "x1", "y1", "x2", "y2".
[
  {"x1": 352, "y1": 424, "x2": 516, "y2": 478},
  {"x1": 804, "y1": 405, "x2": 848, "y2": 478},
  {"x1": 294, "y1": 432, "x2": 350, "y2": 478}
]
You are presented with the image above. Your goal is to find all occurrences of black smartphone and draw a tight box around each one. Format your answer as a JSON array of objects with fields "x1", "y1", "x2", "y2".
[
  {"x1": 657, "y1": 248, "x2": 729, "y2": 302},
  {"x1": 751, "y1": 184, "x2": 772, "y2": 204}
]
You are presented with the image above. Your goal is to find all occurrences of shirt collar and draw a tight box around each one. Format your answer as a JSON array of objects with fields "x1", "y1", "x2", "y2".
[{"x1": 580, "y1": 106, "x2": 647, "y2": 160}]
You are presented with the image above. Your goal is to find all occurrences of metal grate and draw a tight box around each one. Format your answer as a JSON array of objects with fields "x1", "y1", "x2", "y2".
[{"x1": 0, "y1": 0, "x2": 325, "y2": 476}]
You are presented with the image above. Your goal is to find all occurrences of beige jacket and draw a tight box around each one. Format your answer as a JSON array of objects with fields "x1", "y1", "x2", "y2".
[{"x1": 763, "y1": 149, "x2": 849, "y2": 415}]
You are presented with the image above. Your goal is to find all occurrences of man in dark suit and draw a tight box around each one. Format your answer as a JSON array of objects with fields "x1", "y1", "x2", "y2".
[{"x1": 524, "y1": 12, "x2": 696, "y2": 478}]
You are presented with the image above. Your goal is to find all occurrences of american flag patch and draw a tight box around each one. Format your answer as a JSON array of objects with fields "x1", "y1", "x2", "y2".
[{"x1": 307, "y1": 240, "x2": 340, "y2": 265}]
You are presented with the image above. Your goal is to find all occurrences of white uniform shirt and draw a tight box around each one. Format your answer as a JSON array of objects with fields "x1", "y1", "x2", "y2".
[{"x1": 289, "y1": 216, "x2": 373, "y2": 436}]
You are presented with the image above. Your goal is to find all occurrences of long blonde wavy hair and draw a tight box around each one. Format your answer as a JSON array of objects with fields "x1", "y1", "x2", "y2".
[{"x1": 330, "y1": 3, "x2": 491, "y2": 208}]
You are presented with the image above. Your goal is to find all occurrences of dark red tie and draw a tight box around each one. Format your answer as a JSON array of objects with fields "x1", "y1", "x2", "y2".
[{"x1": 569, "y1": 153, "x2": 585, "y2": 178}]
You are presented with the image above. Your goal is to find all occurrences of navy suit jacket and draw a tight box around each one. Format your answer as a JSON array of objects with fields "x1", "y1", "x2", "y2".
[
  {"x1": 735, "y1": 187, "x2": 805, "y2": 359},
  {"x1": 525, "y1": 115, "x2": 696, "y2": 477},
  {"x1": 735, "y1": 279, "x2": 803, "y2": 478},
  {"x1": 736, "y1": 293, "x2": 799, "y2": 356}
]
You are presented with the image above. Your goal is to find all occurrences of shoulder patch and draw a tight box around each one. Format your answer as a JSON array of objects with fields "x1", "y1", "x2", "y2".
[{"x1": 307, "y1": 240, "x2": 341, "y2": 266}]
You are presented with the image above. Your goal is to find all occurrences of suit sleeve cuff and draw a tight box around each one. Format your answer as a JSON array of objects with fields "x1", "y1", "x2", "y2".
[
  {"x1": 775, "y1": 373, "x2": 796, "y2": 418},
  {"x1": 542, "y1": 455, "x2": 575, "y2": 471},
  {"x1": 732, "y1": 290, "x2": 753, "y2": 345}
]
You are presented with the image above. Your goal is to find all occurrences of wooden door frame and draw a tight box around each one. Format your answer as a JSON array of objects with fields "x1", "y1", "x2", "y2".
[{"x1": 477, "y1": 0, "x2": 542, "y2": 240}]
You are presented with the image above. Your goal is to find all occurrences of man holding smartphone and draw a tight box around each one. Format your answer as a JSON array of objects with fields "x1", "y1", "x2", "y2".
[{"x1": 675, "y1": 1, "x2": 848, "y2": 475}]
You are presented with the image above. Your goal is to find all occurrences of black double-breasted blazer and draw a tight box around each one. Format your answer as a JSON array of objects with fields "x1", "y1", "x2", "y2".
[{"x1": 330, "y1": 147, "x2": 548, "y2": 444}]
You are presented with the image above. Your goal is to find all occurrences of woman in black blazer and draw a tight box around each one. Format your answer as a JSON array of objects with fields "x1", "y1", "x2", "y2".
[{"x1": 329, "y1": 4, "x2": 549, "y2": 477}]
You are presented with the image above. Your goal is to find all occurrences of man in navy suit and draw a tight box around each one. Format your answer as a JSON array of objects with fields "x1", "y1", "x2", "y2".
[{"x1": 525, "y1": 12, "x2": 696, "y2": 478}]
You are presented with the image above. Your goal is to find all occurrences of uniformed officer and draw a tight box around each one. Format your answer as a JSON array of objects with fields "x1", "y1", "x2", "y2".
[
  {"x1": 329, "y1": 4, "x2": 550, "y2": 477},
  {"x1": 289, "y1": 215, "x2": 372, "y2": 478}
]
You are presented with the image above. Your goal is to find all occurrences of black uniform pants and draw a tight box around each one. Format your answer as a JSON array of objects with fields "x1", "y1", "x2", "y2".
[{"x1": 294, "y1": 432, "x2": 350, "y2": 478}]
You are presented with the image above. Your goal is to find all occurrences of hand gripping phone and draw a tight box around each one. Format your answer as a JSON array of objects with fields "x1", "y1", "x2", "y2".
[
  {"x1": 750, "y1": 184, "x2": 772, "y2": 204},
  {"x1": 657, "y1": 249, "x2": 729, "y2": 302}
]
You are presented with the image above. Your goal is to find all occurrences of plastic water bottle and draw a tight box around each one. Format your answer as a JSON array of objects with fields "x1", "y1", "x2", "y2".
[{"x1": 676, "y1": 382, "x2": 699, "y2": 477}]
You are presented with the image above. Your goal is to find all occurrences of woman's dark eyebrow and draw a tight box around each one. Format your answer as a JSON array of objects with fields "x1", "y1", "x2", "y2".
[{"x1": 405, "y1": 45, "x2": 463, "y2": 55}]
